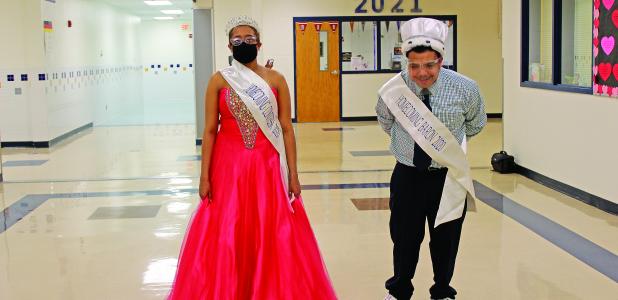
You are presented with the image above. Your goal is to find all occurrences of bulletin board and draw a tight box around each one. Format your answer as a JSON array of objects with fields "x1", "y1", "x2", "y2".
[{"x1": 593, "y1": 0, "x2": 618, "y2": 96}]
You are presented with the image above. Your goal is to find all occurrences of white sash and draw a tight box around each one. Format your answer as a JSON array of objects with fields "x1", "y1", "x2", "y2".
[
  {"x1": 220, "y1": 60, "x2": 292, "y2": 205},
  {"x1": 379, "y1": 73, "x2": 476, "y2": 227}
]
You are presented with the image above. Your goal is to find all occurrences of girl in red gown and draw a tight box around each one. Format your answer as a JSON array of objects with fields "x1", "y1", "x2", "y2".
[{"x1": 168, "y1": 16, "x2": 338, "y2": 300}]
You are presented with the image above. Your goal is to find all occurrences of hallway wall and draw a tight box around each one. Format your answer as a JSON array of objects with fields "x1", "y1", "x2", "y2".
[
  {"x1": 211, "y1": 0, "x2": 503, "y2": 117},
  {"x1": 0, "y1": 0, "x2": 47, "y2": 142},
  {"x1": 0, "y1": 0, "x2": 142, "y2": 142},
  {"x1": 139, "y1": 20, "x2": 195, "y2": 125},
  {"x1": 502, "y1": 0, "x2": 618, "y2": 204},
  {"x1": 42, "y1": 0, "x2": 143, "y2": 129}
]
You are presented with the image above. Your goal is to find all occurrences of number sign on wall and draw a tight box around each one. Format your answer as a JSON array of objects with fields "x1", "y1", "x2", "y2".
[{"x1": 355, "y1": 0, "x2": 422, "y2": 13}]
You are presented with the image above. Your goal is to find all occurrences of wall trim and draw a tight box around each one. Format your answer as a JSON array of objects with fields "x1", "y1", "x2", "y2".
[
  {"x1": 1, "y1": 141, "x2": 50, "y2": 148},
  {"x1": 520, "y1": 81, "x2": 593, "y2": 94},
  {"x1": 340, "y1": 113, "x2": 500, "y2": 121},
  {"x1": 516, "y1": 165, "x2": 618, "y2": 215},
  {"x1": 49, "y1": 123, "x2": 93, "y2": 147},
  {"x1": 0, "y1": 123, "x2": 93, "y2": 148},
  {"x1": 341, "y1": 116, "x2": 378, "y2": 122}
]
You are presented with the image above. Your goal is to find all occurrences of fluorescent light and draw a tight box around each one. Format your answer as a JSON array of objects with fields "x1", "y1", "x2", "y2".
[
  {"x1": 144, "y1": 1, "x2": 172, "y2": 5},
  {"x1": 161, "y1": 9, "x2": 184, "y2": 15},
  {"x1": 154, "y1": 16, "x2": 174, "y2": 20}
]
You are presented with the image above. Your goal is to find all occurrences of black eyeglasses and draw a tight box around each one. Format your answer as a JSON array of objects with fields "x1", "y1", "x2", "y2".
[{"x1": 230, "y1": 35, "x2": 258, "y2": 46}]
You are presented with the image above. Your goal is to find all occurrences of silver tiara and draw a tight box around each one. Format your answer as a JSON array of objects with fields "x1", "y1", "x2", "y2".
[{"x1": 225, "y1": 15, "x2": 260, "y2": 36}]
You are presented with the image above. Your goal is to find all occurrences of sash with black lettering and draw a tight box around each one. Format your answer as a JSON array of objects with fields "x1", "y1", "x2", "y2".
[
  {"x1": 220, "y1": 60, "x2": 294, "y2": 210},
  {"x1": 379, "y1": 73, "x2": 476, "y2": 227}
]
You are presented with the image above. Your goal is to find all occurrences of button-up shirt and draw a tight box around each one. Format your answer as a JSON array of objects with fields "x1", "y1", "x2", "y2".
[{"x1": 375, "y1": 68, "x2": 487, "y2": 168}]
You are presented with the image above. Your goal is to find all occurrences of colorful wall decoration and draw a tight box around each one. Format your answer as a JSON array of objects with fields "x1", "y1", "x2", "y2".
[{"x1": 594, "y1": 0, "x2": 618, "y2": 96}]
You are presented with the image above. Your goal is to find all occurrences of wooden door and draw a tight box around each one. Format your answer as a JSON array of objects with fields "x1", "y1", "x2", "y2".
[{"x1": 295, "y1": 21, "x2": 340, "y2": 122}]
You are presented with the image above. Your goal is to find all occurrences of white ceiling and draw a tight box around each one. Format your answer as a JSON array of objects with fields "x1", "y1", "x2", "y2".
[{"x1": 96, "y1": 0, "x2": 194, "y2": 20}]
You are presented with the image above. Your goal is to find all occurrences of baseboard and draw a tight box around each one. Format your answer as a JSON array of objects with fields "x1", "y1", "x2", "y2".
[
  {"x1": 339, "y1": 114, "x2": 501, "y2": 122},
  {"x1": 49, "y1": 123, "x2": 93, "y2": 147},
  {"x1": 0, "y1": 122, "x2": 93, "y2": 148},
  {"x1": 516, "y1": 165, "x2": 617, "y2": 215},
  {"x1": 1, "y1": 141, "x2": 50, "y2": 148},
  {"x1": 341, "y1": 116, "x2": 378, "y2": 122}
]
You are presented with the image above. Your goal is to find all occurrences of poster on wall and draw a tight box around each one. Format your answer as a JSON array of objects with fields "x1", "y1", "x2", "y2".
[
  {"x1": 594, "y1": 0, "x2": 618, "y2": 96},
  {"x1": 43, "y1": 20, "x2": 54, "y2": 55}
]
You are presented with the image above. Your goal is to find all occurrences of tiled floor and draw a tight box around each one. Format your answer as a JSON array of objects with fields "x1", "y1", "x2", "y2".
[{"x1": 0, "y1": 119, "x2": 616, "y2": 299}]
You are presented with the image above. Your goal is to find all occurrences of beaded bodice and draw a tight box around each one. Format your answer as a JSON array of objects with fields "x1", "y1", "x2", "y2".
[{"x1": 218, "y1": 87, "x2": 279, "y2": 150}]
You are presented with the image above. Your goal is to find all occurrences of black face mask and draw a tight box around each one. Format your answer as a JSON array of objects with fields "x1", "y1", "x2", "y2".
[{"x1": 232, "y1": 43, "x2": 258, "y2": 64}]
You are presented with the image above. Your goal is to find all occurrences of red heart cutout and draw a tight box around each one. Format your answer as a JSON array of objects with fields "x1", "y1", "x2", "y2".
[
  {"x1": 612, "y1": 64, "x2": 618, "y2": 81},
  {"x1": 594, "y1": 37, "x2": 600, "y2": 47},
  {"x1": 599, "y1": 63, "x2": 612, "y2": 81},
  {"x1": 595, "y1": 0, "x2": 601, "y2": 8},
  {"x1": 612, "y1": 11, "x2": 618, "y2": 28},
  {"x1": 595, "y1": 19, "x2": 600, "y2": 28}
]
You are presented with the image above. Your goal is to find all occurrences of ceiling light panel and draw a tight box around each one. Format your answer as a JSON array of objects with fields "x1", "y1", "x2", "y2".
[
  {"x1": 161, "y1": 9, "x2": 184, "y2": 15},
  {"x1": 144, "y1": 1, "x2": 172, "y2": 6}
]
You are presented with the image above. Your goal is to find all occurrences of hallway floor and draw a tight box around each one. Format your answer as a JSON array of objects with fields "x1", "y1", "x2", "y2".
[{"x1": 0, "y1": 120, "x2": 616, "y2": 299}]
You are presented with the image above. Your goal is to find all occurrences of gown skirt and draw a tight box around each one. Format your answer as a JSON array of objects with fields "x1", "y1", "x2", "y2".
[{"x1": 168, "y1": 88, "x2": 337, "y2": 300}]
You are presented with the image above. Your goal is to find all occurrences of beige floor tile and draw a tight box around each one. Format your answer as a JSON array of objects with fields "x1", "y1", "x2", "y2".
[{"x1": 0, "y1": 120, "x2": 616, "y2": 299}]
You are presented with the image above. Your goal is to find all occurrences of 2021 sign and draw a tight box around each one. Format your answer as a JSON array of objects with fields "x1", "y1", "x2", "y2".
[{"x1": 354, "y1": 0, "x2": 422, "y2": 13}]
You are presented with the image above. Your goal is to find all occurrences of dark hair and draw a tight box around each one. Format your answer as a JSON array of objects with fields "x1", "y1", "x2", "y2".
[
  {"x1": 406, "y1": 46, "x2": 441, "y2": 58},
  {"x1": 228, "y1": 25, "x2": 261, "y2": 43}
]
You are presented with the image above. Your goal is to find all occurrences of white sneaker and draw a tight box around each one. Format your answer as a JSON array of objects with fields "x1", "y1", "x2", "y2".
[{"x1": 384, "y1": 293, "x2": 397, "y2": 300}]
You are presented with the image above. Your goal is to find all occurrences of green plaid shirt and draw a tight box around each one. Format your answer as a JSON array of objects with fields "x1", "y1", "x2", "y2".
[{"x1": 376, "y1": 68, "x2": 487, "y2": 168}]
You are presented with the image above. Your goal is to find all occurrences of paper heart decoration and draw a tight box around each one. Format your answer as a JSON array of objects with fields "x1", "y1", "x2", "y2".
[
  {"x1": 594, "y1": 19, "x2": 600, "y2": 28},
  {"x1": 601, "y1": 36, "x2": 615, "y2": 55},
  {"x1": 594, "y1": 65, "x2": 599, "y2": 76},
  {"x1": 612, "y1": 63, "x2": 618, "y2": 81},
  {"x1": 603, "y1": 0, "x2": 614, "y2": 10},
  {"x1": 594, "y1": 0, "x2": 601, "y2": 8},
  {"x1": 595, "y1": 8, "x2": 600, "y2": 19},
  {"x1": 594, "y1": 47, "x2": 599, "y2": 58},
  {"x1": 594, "y1": 37, "x2": 599, "y2": 47},
  {"x1": 594, "y1": 27, "x2": 599, "y2": 38},
  {"x1": 602, "y1": 84, "x2": 609, "y2": 95},
  {"x1": 599, "y1": 62, "x2": 612, "y2": 81},
  {"x1": 612, "y1": 10, "x2": 618, "y2": 28}
]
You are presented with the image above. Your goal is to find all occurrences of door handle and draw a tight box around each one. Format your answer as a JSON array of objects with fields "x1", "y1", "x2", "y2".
[{"x1": 331, "y1": 70, "x2": 339, "y2": 75}]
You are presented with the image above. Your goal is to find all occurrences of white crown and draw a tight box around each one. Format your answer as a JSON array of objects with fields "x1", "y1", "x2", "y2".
[
  {"x1": 225, "y1": 15, "x2": 260, "y2": 36},
  {"x1": 400, "y1": 18, "x2": 448, "y2": 57}
]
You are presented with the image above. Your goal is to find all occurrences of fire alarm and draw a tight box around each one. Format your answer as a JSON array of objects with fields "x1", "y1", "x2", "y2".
[{"x1": 68, "y1": 20, "x2": 72, "y2": 27}]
